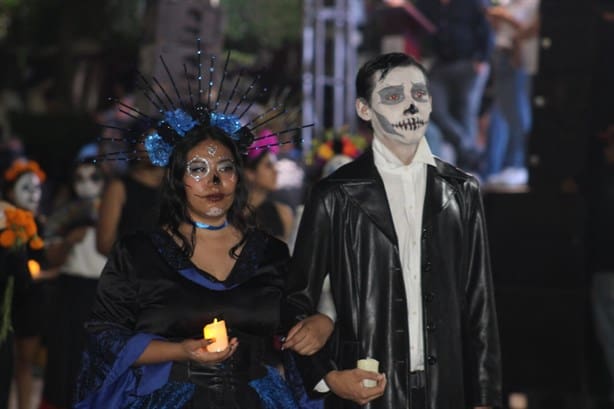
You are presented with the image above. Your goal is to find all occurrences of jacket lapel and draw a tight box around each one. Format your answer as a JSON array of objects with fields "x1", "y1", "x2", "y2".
[
  {"x1": 338, "y1": 150, "x2": 458, "y2": 244},
  {"x1": 340, "y1": 149, "x2": 398, "y2": 245},
  {"x1": 423, "y1": 160, "x2": 458, "y2": 230}
]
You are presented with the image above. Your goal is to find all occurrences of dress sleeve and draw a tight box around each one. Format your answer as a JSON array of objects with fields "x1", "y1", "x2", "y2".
[
  {"x1": 74, "y1": 238, "x2": 178, "y2": 409},
  {"x1": 89, "y1": 238, "x2": 139, "y2": 327}
]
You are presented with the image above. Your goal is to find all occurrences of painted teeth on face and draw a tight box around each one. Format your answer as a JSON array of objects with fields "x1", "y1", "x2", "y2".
[{"x1": 392, "y1": 117, "x2": 426, "y2": 131}]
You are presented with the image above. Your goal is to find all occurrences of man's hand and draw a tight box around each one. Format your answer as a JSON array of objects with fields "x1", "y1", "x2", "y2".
[
  {"x1": 283, "y1": 313, "x2": 334, "y2": 355},
  {"x1": 474, "y1": 406, "x2": 492, "y2": 409},
  {"x1": 324, "y1": 369, "x2": 386, "y2": 405}
]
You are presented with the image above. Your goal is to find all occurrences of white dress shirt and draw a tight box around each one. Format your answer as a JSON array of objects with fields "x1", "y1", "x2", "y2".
[{"x1": 372, "y1": 136, "x2": 436, "y2": 371}]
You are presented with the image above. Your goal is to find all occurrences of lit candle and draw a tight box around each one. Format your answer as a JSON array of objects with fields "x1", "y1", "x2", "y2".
[
  {"x1": 28, "y1": 259, "x2": 41, "y2": 279},
  {"x1": 203, "y1": 318, "x2": 228, "y2": 352},
  {"x1": 357, "y1": 357, "x2": 379, "y2": 387}
]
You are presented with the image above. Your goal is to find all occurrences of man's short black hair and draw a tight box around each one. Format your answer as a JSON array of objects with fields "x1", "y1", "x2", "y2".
[{"x1": 355, "y1": 52, "x2": 429, "y2": 104}]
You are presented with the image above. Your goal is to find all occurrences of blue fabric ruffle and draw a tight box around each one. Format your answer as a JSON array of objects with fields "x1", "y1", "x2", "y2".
[
  {"x1": 74, "y1": 323, "x2": 189, "y2": 409},
  {"x1": 250, "y1": 366, "x2": 301, "y2": 409}
]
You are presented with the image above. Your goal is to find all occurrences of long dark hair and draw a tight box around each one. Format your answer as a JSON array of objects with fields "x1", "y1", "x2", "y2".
[{"x1": 158, "y1": 125, "x2": 252, "y2": 258}]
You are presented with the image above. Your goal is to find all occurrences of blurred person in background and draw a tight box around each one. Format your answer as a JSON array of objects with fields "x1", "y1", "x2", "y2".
[
  {"x1": 39, "y1": 145, "x2": 107, "y2": 409},
  {"x1": 484, "y1": 0, "x2": 540, "y2": 187},
  {"x1": 416, "y1": 0, "x2": 494, "y2": 174},
  {"x1": 2, "y1": 158, "x2": 49, "y2": 409},
  {"x1": 0, "y1": 200, "x2": 31, "y2": 409},
  {"x1": 244, "y1": 133, "x2": 294, "y2": 243},
  {"x1": 96, "y1": 135, "x2": 163, "y2": 256}
]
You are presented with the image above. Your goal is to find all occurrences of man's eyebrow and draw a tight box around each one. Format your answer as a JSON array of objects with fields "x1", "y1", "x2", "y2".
[{"x1": 378, "y1": 84, "x2": 404, "y2": 90}]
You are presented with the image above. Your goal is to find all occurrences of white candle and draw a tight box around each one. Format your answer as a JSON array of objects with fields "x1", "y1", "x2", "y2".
[
  {"x1": 203, "y1": 318, "x2": 228, "y2": 352},
  {"x1": 357, "y1": 357, "x2": 379, "y2": 387}
]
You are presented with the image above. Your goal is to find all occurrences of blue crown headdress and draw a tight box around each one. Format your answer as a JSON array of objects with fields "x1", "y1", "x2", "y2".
[{"x1": 94, "y1": 40, "x2": 312, "y2": 166}]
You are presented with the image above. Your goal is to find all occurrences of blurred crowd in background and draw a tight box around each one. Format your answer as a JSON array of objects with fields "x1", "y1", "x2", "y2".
[{"x1": 0, "y1": 0, "x2": 613, "y2": 408}]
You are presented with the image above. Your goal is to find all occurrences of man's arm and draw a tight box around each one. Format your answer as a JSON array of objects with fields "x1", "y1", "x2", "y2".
[
  {"x1": 284, "y1": 183, "x2": 338, "y2": 391},
  {"x1": 463, "y1": 178, "x2": 502, "y2": 408},
  {"x1": 473, "y1": 0, "x2": 495, "y2": 63}
]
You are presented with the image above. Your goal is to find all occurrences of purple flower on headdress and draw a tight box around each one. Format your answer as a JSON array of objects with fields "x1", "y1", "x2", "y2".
[
  {"x1": 163, "y1": 109, "x2": 198, "y2": 136},
  {"x1": 210, "y1": 112, "x2": 242, "y2": 138},
  {"x1": 144, "y1": 132, "x2": 173, "y2": 166}
]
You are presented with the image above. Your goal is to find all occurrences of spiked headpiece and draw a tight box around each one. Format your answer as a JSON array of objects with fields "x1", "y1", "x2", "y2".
[{"x1": 95, "y1": 40, "x2": 311, "y2": 167}]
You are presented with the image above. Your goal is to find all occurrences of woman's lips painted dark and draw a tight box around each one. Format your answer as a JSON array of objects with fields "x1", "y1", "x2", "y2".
[{"x1": 205, "y1": 193, "x2": 225, "y2": 202}]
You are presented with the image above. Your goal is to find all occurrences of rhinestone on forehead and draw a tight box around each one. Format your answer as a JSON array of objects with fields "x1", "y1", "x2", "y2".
[{"x1": 207, "y1": 144, "x2": 217, "y2": 156}]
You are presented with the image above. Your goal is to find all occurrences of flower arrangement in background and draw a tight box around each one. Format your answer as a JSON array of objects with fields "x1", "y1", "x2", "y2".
[
  {"x1": 0, "y1": 208, "x2": 44, "y2": 251},
  {"x1": 306, "y1": 126, "x2": 367, "y2": 166}
]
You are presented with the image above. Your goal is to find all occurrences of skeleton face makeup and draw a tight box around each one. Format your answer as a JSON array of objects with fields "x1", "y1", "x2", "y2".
[
  {"x1": 358, "y1": 65, "x2": 431, "y2": 146},
  {"x1": 186, "y1": 156, "x2": 237, "y2": 183},
  {"x1": 13, "y1": 172, "x2": 42, "y2": 212},
  {"x1": 74, "y1": 164, "x2": 104, "y2": 199},
  {"x1": 183, "y1": 140, "x2": 238, "y2": 222}
]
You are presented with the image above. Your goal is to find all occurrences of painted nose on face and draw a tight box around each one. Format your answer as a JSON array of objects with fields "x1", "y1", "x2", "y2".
[
  {"x1": 211, "y1": 173, "x2": 221, "y2": 185},
  {"x1": 405, "y1": 104, "x2": 419, "y2": 115}
]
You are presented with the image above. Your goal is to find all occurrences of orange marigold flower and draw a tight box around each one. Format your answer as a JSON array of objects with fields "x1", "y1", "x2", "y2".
[
  {"x1": 29, "y1": 236, "x2": 44, "y2": 250},
  {"x1": 16, "y1": 229, "x2": 28, "y2": 243},
  {"x1": 4, "y1": 208, "x2": 18, "y2": 223},
  {"x1": 0, "y1": 229, "x2": 16, "y2": 247},
  {"x1": 24, "y1": 220, "x2": 37, "y2": 236},
  {"x1": 14, "y1": 211, "x2": 28, "y2": 226}
]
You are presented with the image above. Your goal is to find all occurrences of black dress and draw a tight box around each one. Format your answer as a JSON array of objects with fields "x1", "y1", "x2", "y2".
[
  {"x1": 254, "y1": 200, "x2": 285, "y2": 240},
  {"x1": 0, "y1": 242, "x2": 28, "y2": 408},
  {"x1": 74, "y1": 228, "x2": 302, "y2": 409}
]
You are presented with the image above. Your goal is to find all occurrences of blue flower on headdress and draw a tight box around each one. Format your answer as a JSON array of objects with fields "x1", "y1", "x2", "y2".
[
  {"x1": 144, "y1": 132, "x2": 173, "y2": 166},
  {"x1": 163, "y1": 109, "x2": 198, "y2": 136},
  {"x1": 210, "y1": 112, "x2": 242, "y2": 138}
]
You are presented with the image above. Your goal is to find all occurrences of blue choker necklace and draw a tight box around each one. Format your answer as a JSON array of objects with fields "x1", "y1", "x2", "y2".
[{"x1": 193, "y1": 220, "x2": 228, "y2": 231}]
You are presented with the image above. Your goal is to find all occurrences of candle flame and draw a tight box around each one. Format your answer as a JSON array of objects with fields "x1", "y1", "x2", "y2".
[{"x1": 28, "y1": 259, "x2": 41, "y2": 278}]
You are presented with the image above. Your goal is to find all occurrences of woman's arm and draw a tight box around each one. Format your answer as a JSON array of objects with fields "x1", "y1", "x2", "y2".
[
  {"x1": 275, "y1": 201, "x2": 295, "y2": 243},
  {"x1": 135, "y1": 337, "x2": 239, "y2": 366}
]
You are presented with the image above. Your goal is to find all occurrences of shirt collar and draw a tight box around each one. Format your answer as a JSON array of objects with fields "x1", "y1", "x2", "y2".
[{"x1": 372, "y1": 136, "x2": 436, "y2": 171}]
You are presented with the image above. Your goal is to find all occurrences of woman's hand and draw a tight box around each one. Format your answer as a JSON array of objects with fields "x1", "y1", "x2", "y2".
[
  {"x1": 283, "y1": 313, "x2": 334, "y2": 356},
  {"x1": 181, "y1": 337, "x2": 239, "y2": 365}
]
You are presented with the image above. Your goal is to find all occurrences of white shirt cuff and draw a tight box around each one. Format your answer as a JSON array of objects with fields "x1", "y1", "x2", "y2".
[{"x1": 314, "y1": 379, "x2": 330, "y2": 393}]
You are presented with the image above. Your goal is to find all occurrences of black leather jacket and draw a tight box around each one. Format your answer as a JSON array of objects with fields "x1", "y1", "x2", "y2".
[{"x1": 286, "y1": 149, "x2": 502, "y2": 409}]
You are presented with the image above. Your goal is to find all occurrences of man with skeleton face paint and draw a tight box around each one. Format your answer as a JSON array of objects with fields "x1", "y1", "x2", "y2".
[{"x1": 287, "y1": 53, "x2": 501, "y2": 409}]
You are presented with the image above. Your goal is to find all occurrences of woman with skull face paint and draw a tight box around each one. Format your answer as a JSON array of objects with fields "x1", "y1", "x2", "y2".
[
  {"x1": 40, "y1": 149, "x2": 107, "y2": 409},
  {"x1": 74, "y1": 124, "x2": 331, "y2": 409},
  {"x1": 0, "y1": 199, "x2": 30, "y2": 408},
  {"x1": 1, "y1": 158, "x2": 50, "y2": 409}
]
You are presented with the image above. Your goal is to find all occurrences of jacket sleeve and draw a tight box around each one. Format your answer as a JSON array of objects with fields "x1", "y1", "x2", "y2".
[
  {"x1": 462, "y1": 178, "x2": 503, "y2": 408},
  {"x1": 284, "y1": 183, "x2": 338, "y2": 393}
]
